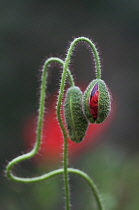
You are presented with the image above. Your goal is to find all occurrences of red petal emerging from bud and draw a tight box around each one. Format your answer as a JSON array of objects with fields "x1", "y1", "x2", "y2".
[{"x1": 89, "y1": 83, "x2": 99, "y2": 121}]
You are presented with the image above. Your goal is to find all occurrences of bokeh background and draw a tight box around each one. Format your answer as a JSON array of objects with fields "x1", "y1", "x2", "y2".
[{"x1": 1, "y1": 1, "x2": 139, "y2": 210}]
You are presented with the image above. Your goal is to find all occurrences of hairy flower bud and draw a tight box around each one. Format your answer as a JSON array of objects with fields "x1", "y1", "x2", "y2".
[
  {"x1": 64, "y1": 86, "x2": 88, "y2": 143},
  {"x1": 83, "y1": 79, "x2": 111, "y2": 123}
]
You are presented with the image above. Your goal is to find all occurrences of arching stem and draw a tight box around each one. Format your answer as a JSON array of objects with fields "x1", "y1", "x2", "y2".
[
  {"x1": 6, "y1": 168, "x2": 104, "y2": 210},
  {"x1": 65, "y1": 37, "x2": 101, "y2": 79},
  {"x1": 57, "y1": 37, "x2": 102, "y2": 209},
  {"x1": 6, "y1": 57, "x2": 74, "y2": 180}
]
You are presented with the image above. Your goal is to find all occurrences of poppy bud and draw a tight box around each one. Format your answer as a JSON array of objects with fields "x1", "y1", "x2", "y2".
[
  {"x1": 83, "y1": 79, "x2": 111, "y2": 124},
  {"x1": 64, "y1": 86, "x2": 88, "y2": 143}
]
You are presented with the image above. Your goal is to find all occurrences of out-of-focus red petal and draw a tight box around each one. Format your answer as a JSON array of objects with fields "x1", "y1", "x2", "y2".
[{"x1": 22, "y1": 89, "x2": 114, "y2": 163}]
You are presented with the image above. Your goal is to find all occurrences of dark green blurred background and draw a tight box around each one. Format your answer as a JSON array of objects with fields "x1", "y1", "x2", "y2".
[{"x1": 1, "y1": 1, "x2": 139, "y2": 210}]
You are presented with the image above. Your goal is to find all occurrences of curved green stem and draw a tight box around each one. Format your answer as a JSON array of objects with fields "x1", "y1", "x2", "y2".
[
  {"x1": 56, "y1": 37, "x2": 101, "y2": 209},
  {"x1": 66, "y1": 37, "x2": 101, "y2": 79},
  {"x1": 6, "y1": 57, "x2": 74, "y2": 180},
  {"x1": 6, "y1": 167, "x2": 104, "y2": 210}
]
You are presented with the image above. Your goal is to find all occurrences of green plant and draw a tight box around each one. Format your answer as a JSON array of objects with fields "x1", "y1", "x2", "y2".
[{"x1": 6, "y1": 37, "x2": 111, "y2": 210}]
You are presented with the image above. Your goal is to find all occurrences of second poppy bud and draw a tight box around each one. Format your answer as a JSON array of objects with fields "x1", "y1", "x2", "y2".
[{"x1": 64, "y1": 86, "x2": 88, "y2": 143}]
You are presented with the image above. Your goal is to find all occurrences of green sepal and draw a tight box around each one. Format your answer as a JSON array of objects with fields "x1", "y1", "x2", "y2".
[
  {"x1": 83, "y1": 79, "x2": 111, "y2": 124},
  {"x1": 64, "y1": 86, "x2": 88, "y2": 143}
]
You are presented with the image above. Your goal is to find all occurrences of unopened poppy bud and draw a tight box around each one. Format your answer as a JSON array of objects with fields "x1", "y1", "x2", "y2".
[
  {"x1": 83, "y1": 79, "x2": 111, "y2": 124},
  {"x1": 64, "y1": 86, "x2": 88, "y2": 143}
]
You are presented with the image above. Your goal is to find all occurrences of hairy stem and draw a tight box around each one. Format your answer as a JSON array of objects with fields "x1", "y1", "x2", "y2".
[
  {"x1": 6, "y1": 168, "x2": 104, "y2": 210},
  {"x1": 56, "y1": 64, "x2": 71, "y2": 209},
  {"x1": 65, "y1": 37, "x2": 101, "y2": 79},
  {"x1": 56, "y1": 37, "x2": 101, "y2": 210},
  {"x1": 6, "y1": 57, "x2": 74, "y2": 180}
]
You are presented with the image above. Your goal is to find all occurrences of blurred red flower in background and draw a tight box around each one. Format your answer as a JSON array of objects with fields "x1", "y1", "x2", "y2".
[{"x1": 23, "y1": 90, "x2": 113, "y2": 164}]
